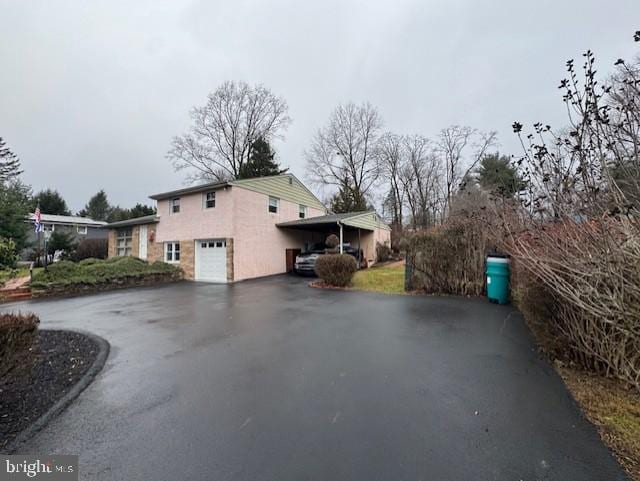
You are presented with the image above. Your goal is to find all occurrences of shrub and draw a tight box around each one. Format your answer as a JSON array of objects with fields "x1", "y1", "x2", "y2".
[
  {"x1": 376, "y1": 241, "x2": 392, "y2": 263},
  {"x1": 47, "y1": 231, "x2": 77, "y2": 257},
  {"x1": 78, "y1": 257, "x2": 100, "y2": 266},
  {"x1": 314, "y1": 254, "x2": 358, "y2": 287},
  {"x1": 325, "y1": 234, "x2": 339, "y2": 249},
  {"x1": 73, "y1": 239, "x2": 108, "y2": 261},
  {"x1": 0, "y1": 311, "x2": 40, "y2": 377},
  {"x1": 404, "y1": 216, "x2": 491, "y2": 296},
  {"x1": 0, "y1": 237, "x2": 18, "y2": 269},
  {"x1": 31, "y1": 256, "x2": 182, "y2": 289},
  {"x1": 507, "y1": 218, "x2": 640, "y2": 390}
]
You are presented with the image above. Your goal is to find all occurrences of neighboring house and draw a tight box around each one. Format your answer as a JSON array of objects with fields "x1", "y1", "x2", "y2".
[
  {"x1": 23, "y1": 213, "x2": 108, "y2": 256},
  {"x1": 105, "y1": 174, "x2": 391, "y2": 283}
]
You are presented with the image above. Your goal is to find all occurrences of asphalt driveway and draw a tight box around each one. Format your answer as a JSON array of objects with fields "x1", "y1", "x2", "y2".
[{"x1": 1, "y1": 276, "x2": 628, "y2": 481}]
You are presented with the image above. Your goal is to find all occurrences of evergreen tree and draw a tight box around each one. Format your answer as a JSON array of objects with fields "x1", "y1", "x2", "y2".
[
  {"x1": 238, "y1": 137, "x2": 288, "y2": 179},
  {"x1": 0, "y1": 180, "x2": 31, "y2": 250},
  {"x1": 47, "y1": 230, "x2": 77, "y2": 256},
  {"x1": 0, "y1": 138, "x2": 29, "y2": 251},
  {"x1": 128, "y1": 203, "x2": 156, "y2": 218},
  {"x1": 477, "y1": 153, "x2": 526, "y2": 198},
  {"x1": 0, "y1": 138, "x2": 22, "y2": 183},
  {"x1": 106, "y1": 203, "x2": 156, "y2": 222},
  {"x1": 31, "y1": 189, "x2": 71, "y2": 215},
  {"x1": 330, "y1": 184, "x2": 369, "y2": 213},
  {"x1": 79, "y1": 190, "x2": 111, "y2": 221}
]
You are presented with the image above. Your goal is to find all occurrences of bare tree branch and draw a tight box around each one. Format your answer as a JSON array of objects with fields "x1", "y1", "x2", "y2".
[{"x1": 168, "y1": 81, "x2": 291, "y2": 183}]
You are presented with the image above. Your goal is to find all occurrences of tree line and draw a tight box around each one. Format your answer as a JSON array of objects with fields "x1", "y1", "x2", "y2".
[
  {"x1": 0, "y1": 140, "x2": 157, "y2": 256},
  {"x1": 168, "y1": 82, "x2": 524, "y2": 228}
]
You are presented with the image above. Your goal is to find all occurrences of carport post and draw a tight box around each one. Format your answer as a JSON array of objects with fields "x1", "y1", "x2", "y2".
[{"x1": 338, "y1": 221, "x2": 343, "y2": 254}]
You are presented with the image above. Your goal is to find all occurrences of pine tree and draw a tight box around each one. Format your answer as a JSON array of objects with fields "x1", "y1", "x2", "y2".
[
  {"x1": 477, "y1": 153, "x2": 526, "y2": 198},
  {"x1": 0, "y1": 137, "x2": 22, "y2": 183},
  {"x1": 31, "y1": 189, "x2": 71, "y2": 215},
  {"x1": 0, "y1": 180, "x2": 31, "y2": 250},
  {"x1": 79, "y1": 190, "x2": 111, "y2": 221},
  {"x1": 238, "y1": 137, "x2": 288, "y2": 179},
  {"x1": 330, "y1": 184, "x2": 369, "y2": 213}
]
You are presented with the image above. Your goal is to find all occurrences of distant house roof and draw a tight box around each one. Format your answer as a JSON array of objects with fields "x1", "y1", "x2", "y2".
[
  {"x1": 27, "y1": 213, "x2": 107, "y2": 227},
  {"x1": 106, "y1": 215, "x2": 159, "y2": 228},
  {"x1": 277, "y1": 211, "x2": 390, "y2": 232}
]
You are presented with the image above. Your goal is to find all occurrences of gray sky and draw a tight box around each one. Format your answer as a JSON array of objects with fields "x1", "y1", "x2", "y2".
[{"x1": 1, "y1": 0, "x2": 638, "y2": 212}]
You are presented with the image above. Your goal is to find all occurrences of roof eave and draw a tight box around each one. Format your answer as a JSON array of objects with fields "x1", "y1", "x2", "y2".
[
  {"x1": 149, "y1": 182, "x2": 230, "y2": 200},
  {"x1": 106, "y1": 215, "x2": 159, "y2": 228}
]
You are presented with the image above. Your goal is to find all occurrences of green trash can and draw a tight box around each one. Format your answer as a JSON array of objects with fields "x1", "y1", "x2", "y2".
[{"x1": 486, "y1": 255, "x2": 510, "y2": 304}]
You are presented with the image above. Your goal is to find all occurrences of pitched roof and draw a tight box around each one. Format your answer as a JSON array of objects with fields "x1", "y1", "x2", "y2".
[
  {"x1": 277, "y1": 211, "x2": 370, "y2": 227},
  {"x1": 106, "y1": 215, "x2": 159, "y2": 228},
  {"x1": 148, "y1": 174, "x2": 326, "y2": 211},
  {"x1": 27, "y1": 213, "x2": 107, "y2": 226},
  {"x1": 277, "y1": 210, "x2": 390, "y2": 231},
  {"x1": 149, "y1": 181, "x2": 229, "y2": 200}
]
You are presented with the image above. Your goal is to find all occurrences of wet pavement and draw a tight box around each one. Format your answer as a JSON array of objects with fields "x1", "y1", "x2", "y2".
[{"x1": 1, "y1": 276, "x2": 628, "y2": 480}]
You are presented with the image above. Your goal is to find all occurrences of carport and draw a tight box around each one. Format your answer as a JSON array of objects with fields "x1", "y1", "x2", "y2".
[{"x1": 277, "y1": 211, "x2": 391, "y2": 266}]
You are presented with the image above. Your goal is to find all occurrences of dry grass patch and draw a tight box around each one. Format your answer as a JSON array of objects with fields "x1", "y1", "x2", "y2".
[{"x1": 558, "y1": 367, "x2": 640, "y2": 480}]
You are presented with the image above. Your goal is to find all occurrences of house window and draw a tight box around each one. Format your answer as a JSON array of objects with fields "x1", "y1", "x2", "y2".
[
  {"x1": 268, "y1": 196, "x2": 279, "y2": 214},
  {"x1": 204, "y1": 191, "x2": 216, "y2": 209},
  {"x1": 170, "y1": 198, "x2": 180, "y2": 214},
  {"x1": 77, "y1": 225, "x2": 88, "y2": 235},
  {"x1": 116, "y1": 228, "x2": 133, "y2": 257},
  {"x1": 299, "y1": 205, "x2": 306, "y2": 219},
  {"x1": 165, "y1": 242, "x2": 180, "y2": 262}
]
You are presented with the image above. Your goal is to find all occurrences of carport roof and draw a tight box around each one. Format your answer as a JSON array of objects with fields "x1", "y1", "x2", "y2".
[{"x1": 277, "y1": 211, "x2": 387, "y2": 232}]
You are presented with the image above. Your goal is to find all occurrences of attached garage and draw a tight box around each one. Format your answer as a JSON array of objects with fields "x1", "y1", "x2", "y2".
[{"x1": 195, "y1": 239, "x2": 228, "y2": 283}]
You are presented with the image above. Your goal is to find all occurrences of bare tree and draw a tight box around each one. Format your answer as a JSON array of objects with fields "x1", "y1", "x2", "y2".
[
  {"x1": 436, "y1": 125, "x2": 497, "y2": 219},
  {"x1": 168, "y1": 81, "x2": 291, "y2": 182},
  {"x1": 506, "y1": 40, "x2": 640, "y2": 390},
  {"x1": 306, "y1": 102, "x2": 383, "y2": 207},
  {"x1": 400, "y1": 135, "x2": 442, "y2": 228},
  {"x1": 378, "y1": 132, "x2": 404, "y2": 226}
]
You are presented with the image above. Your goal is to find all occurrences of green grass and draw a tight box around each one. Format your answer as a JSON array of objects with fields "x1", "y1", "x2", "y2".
[
  {"x1": 31, "y1": 257, "x2": 181, "y2": 289},
  {"x1": 351, "y1": 264, "x2": 406, "y2": 295}
]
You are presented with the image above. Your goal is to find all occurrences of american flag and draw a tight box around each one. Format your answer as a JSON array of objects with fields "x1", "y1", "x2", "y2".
[{"x1": 34, "y1": 206, "x2": 43, "y2": 233}]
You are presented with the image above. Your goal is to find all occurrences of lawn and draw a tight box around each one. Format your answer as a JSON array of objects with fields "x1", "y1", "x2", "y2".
[{"x1": 351, "y1": 262, "x2": 405, "y2": 295}]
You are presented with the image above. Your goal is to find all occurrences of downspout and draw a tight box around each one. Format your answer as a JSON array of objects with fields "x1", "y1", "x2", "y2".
[{"x1": 337, "y1": 220, "x2": 344, "y2": 254}]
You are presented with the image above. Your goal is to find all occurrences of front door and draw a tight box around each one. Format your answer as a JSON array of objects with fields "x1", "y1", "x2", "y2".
[{"x1": 139, "y1": 225, "x2": 148, "y2": 259}]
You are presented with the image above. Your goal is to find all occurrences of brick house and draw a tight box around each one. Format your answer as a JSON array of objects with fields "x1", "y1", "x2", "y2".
[{"x1": 105, "y1": 174, "x2": 391, "y2": 283}]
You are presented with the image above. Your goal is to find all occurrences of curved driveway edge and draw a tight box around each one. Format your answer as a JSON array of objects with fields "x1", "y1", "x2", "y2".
[{"x1": 6, "y1": 329, "x2": 110, "y2": 454}]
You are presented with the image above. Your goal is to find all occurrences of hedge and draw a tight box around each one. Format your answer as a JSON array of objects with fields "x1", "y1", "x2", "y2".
[
  {"x1": 0, "y1": 311, "x2": 40, "y2": 377},
  {"x1": 31, "y1": 256, "x2": 182, "y2": 290},
  {"x1": 314, "y1": 254, "x2": 358, "y2": 287}
]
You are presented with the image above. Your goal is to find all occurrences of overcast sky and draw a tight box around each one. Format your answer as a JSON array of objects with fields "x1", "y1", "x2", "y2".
[{"x1": 1, "y1": 0, "x2": 638, "y2": 212}]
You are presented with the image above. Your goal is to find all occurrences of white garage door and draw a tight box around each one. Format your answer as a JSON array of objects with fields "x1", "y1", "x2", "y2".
[{"x1": 195, "y1": 239, "x2": 227, "y2": 283}]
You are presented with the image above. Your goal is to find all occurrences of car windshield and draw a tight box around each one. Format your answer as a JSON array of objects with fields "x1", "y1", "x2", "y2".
[{"x1": 302, "y1": 243, "x2": 326, "y2": 253}]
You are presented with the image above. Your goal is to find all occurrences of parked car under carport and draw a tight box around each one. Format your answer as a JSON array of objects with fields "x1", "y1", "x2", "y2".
[
  {"x1": 277, "y1": 211, "x2": 390, "y2": 274},
  {"x1": 294, "y1": 243, "x2": 364, "y2": 276}
]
